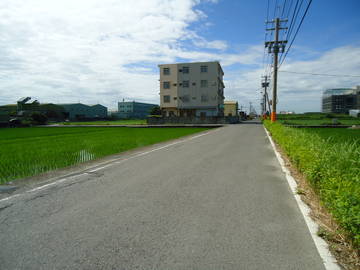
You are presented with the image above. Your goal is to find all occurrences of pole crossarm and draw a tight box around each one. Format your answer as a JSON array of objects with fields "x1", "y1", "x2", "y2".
[
  {"x1": 265, "y1": 40, "x2": 288, "y2": 47},
  {"x1": 265, "y1": 19, "x2": 288, "y2": 23}
]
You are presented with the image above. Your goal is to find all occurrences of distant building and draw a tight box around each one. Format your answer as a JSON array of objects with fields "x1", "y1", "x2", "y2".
[
  {"x1": 59, "y1": 103, "x2": 107, "y2": 120},
  {"x1": 224, "y1": 101, "x2": 238, "y2": 116},
  {"x1": 117, "y1": 101, "x2": 158, "y2": 119},
  {"x1": 322, "y1": 86, "x2": 360, "y2": 114},
  {"x1": 158, "y1": 61, "x2": 225, "y2": 117}
]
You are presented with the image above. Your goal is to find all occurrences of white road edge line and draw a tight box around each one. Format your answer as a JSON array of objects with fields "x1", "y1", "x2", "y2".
[
  {"x1": 0, "y1": 128, "x2": 219, "y2": 203},
  {"x1": 263, "y1": 126, "x2": 340, "y2": 270}
]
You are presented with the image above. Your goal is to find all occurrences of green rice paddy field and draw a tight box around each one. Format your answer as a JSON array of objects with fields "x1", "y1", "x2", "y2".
[
  {"x1": 278, "y1": 119, "x2": 360, "y2": 126},
  {"x1": 0, "y1": 127, "x2": 208, "y2": 184},
  {"x1": 277, "y1": 113, "x2": 360, "y2": 126},
  {"x1": 264, "y1": 121, "x2": 360, "y2": 246},
  {"x1": 60, "y1": 119, "x2": 147, "y2": 125}
]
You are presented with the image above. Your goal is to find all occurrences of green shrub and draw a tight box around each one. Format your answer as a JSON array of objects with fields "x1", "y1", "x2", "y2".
[
  {"x1": 264, "y1": 121, "x2": 360, "y2": 247},
  {"x1": 30, "y1": 112, "x2": 48, "y2": 125}
]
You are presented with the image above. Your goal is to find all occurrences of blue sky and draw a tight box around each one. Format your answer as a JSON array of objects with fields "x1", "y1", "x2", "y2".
[{"x1": 0, "y1": 0, "x2": 359, "y2": 113}]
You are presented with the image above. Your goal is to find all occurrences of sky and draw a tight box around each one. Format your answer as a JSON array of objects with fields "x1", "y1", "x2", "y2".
[{"x1": 0, "y1": 0, "x2": 359, "y2": 113}]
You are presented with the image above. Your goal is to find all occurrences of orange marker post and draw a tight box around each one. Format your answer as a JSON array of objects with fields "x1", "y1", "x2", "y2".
[{"x1": 271, "y1": 112, "x2": 276, "y2": 122}]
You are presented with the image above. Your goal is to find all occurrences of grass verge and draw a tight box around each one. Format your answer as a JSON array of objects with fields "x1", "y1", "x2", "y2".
[
  {"x1": 263, "y1": 120, "x2": 360, "y2": 248},
  {"x1": 0, "y1": 127, "x2": 208, "y2": 184}
]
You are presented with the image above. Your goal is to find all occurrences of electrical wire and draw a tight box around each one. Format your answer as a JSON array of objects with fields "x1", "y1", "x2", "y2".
[
  {"x1": 278, "y1": 0, "x2": 303, "y2": 64},
  {"x1": 285, "y1": 0, "x2": 294, "y2": 19},
  {"x1": 286, "y1": 0, "x2": 303, "y2": 42},
  {"x1": 279, "y1": 70, "x2": 360, "y2": 77},
  {"x1": 280, "y1": 0, "x2": 288, "y2": 18},
  {"x1": 273, "y1": 0, "x2": 279, "y2": 18},
  {"x1": 263, "y1": 0, "x2": 275, "y2": 79},
  {"x1": 279, "y1": 0, "x2": 313, "y2": 67}
]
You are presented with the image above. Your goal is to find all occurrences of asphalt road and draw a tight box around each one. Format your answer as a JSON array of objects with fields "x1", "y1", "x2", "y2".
[{"x1": 0, "y1": 122, "x2": 326, "y2": 270}]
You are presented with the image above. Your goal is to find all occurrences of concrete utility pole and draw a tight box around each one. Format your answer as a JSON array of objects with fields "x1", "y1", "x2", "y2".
[
  {"x1": 261, "y1": 75, "x2": 270, "y2": 117},
  {"x1": 265, "y1": 18, "x2": 287, "y2": 122}
]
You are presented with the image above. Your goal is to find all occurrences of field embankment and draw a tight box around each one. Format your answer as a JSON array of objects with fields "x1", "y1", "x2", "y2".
[
  {"x1": 264, "y1": 121, "x2": 360, "y2": 247},
  {"x1": 0, "y1": 127, "x2": 208, "y2": 184}
]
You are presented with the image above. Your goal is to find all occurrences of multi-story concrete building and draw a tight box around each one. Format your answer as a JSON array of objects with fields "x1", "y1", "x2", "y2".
[
  {"x1": 322, "y1": 86, "x2": 360, "y2": 114},
  {"x1": 158, "y1": 61, "x2": 225, "y2": 117},
  {"x1": 117, "y1": 101, "x2": 158, "y2": 119}
]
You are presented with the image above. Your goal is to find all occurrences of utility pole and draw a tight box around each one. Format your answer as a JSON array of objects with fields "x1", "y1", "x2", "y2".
[
  {"x1": 261, "y1": 75, "x2": 270, "y2": 118},
  {"x1": 265, "y1": 18, "x2": 287, "y2": 122},
  {"x1": 249, "y1": 102, "x2": 252, "y2": 115}
]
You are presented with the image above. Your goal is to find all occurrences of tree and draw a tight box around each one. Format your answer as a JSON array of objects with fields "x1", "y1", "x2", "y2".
[
  {"x1": 149, "y1": 106, "x2": 161, "y2": 116},
  {"x1": 30, "y1": 112, "x2": 48, "y2": 125},
  {"x1": 45, "y1": 110, "x2": 59, "y2": 119}
]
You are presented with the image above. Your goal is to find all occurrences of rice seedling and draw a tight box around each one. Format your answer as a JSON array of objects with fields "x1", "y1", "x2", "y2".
[{"x1": 0, "y1": 127, "x2": 208, "y2": 184}]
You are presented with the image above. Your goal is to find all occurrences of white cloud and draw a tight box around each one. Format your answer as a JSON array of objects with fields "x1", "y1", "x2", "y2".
[
  {"x1": 1, "y1": 0, "x2": 358, "y2": 114},
  {"x1": 0, "y1": 0, "x2": 233, "y2": 108},
  {"x1": 224, "y1": 46, "x2": 360, "y2": 113}
]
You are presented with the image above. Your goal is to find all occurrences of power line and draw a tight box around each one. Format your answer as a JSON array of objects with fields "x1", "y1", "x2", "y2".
[
  {"x1": 264, "y1": 0, "x2": 275, "y2": 77},
  {"x1": 279, "y1": 70, "x2": 360, "y2": 77},
  {"x1": 280, "y1": 0, "x2": 288, "y2": 18},
  {"x1": 285, "y1": 0, "x2": 294, "y2": 19},
  {"x1": 279, "y1": 0, "x2": 313, "y2": 67},
  {"x1": 273, "y1": 0, "x2": 279, "y2": 18},
  {"x1": 286, "y1": 0, "x2": 303, "y2": 42}
]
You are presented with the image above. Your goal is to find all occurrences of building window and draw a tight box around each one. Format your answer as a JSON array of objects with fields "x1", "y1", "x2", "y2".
[
  {"x1": 200, "y1": 65, "x2": 208, "y2": 72},
  {"x1": 183, "y1": 80, "x2": 189, "y2": 88},
  {"x1": 163, "y1": 95, "x2": 170, "y2": 103},
  {"x1": 201, "y1": 95, "x2": 208, "y2": 102},
  {"x1": 163, "y1": 68, "x2": 170, "y2": 75},
  {"x1": 163, "y1": 81, "x2": 170, "y2": 89},
  {"x1": 182, "y1": 66, "x2": 189, "y2": 73},
  {"x1": 201, "y1": 80, "x2": 208, "y2": 88}
]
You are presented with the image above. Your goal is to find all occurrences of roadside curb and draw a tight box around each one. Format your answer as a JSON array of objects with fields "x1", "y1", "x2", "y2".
[{"x1": 263, "y1": 126, "x2": 341, "y2": 270}]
